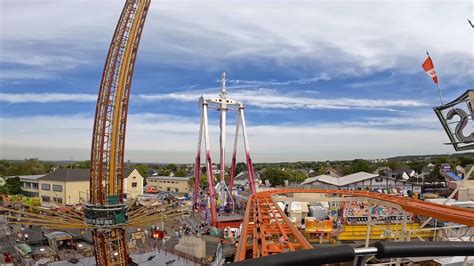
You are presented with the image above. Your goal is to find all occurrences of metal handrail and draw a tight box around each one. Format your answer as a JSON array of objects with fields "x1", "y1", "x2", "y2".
[{"x1": 230, "y1": 241, "x2": 474, "y2": 266}]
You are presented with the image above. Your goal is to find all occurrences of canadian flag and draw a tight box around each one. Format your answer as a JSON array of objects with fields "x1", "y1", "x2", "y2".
[{"x1": 422, "y1": 55, "x2": 439, "y2": 84}]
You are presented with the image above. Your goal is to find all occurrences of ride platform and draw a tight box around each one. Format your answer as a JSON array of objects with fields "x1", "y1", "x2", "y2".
[{"x1": 216, "y1": 213, "x2": 244, "y2": 229}]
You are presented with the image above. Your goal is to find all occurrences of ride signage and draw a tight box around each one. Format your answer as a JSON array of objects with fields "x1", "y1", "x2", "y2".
[{"x1": 434, "y1": 90, "x2": 474, "y2": 151}]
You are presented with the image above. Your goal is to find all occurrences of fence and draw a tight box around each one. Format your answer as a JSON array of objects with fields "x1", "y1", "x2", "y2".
[{"x1": 154, "y1": 244, "x2": 212, "y2": 266}]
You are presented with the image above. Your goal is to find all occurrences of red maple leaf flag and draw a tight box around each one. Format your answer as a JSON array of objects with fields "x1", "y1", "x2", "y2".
[{"x1": 422, "y1": 55, "x2": 439, "y2": 84}]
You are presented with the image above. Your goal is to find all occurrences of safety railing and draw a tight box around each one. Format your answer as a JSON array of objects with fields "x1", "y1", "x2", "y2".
[{"x1": 229, "y1": 241, "x2": 474, "y2": 266}]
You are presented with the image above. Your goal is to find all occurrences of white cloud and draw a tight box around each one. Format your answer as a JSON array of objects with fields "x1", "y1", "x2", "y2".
[
  {"x1": 0, "y1": 112, "x2": 453, "y2": 163},
  {"x1": 138, "y1": 89, "x2": 427, "y2": 110},
  {"x1": 0, "y1": 90, "x2": 427, "y2": 111},
  {"x1": 327, "y1": 114, "x2": 440, "y2": 129},
  {"x1": 0, "y1": 93, "x2": 97, "y2": 103},
  {"x1": 227, "y1": 73, "x2": 331, "y2": 86},
  {"x1": 0, "y1": 69, "x2": 55, "y2": 81},
  {"x1": 1, "y1": 0, "x2": 472, "y2": 79}
]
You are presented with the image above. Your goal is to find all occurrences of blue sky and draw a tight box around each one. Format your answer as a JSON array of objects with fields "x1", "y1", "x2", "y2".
[{"x1": 0, "y1": 0, "x2": 473, "y2": 163}]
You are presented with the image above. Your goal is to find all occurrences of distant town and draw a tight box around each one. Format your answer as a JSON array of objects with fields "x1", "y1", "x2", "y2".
[{"x1": 3, "y1": 152, "x2": 474, "y2": 203}]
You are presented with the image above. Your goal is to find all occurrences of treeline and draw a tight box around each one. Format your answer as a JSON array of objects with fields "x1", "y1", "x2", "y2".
[
  {"x1": 0, "y1": 159, "x2": 55, "y2": 176},
  {"x1": 0, "y1": 159, "x2": 195, "y2": 178},
  {"x1": 135, "y1": 163, "x2": 190, "y2": 177},
  {"x1": 4, "y1": 154, "x2": 474, "y2": 186},
  {"x1": 255, "y1": 159, "x2": 376, "y2": 177},
  {"x1": 255, "y1": 155, "x2": 474, "y2": 185},
  {"x1": 0, "y1": 177, "x2": 22, "y2": 195},
  {"x1": 0, "y1": 159, "x2": 94, "y2": 177}
]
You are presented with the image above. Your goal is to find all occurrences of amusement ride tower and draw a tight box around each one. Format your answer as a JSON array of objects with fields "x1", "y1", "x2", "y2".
[
  {"x1": 193, "y1": 73, "x2": 257, "y2": 226},
  {"x1": 85, "y1": 0, "x2": 150, "y2": 264}
]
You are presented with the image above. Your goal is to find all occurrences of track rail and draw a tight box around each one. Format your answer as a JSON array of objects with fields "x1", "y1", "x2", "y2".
[{"x1": 234, "y1": 189, "x2": 474, "y2": 262}]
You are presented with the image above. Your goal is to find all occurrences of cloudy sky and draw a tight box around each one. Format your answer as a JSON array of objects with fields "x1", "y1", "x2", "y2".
[{"x1": 1, "y1": 0, "x2": 473, "y2": 163}]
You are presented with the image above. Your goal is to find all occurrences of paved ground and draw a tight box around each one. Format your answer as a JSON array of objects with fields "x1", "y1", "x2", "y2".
[
  {"x1": 0, "y1": 219, "x2": 23, "y2": 264},
  {"x1": 45, "y1": 252, "x2": 197, "y2": 266},
  {"x1": 132, "y1": 250, "x2": 197, "y2": 266}
]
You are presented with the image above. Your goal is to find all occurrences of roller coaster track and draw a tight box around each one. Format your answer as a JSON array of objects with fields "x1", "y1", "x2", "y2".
[{"x1": 234, "y1": 189, "x2": 474, "y2": 262}]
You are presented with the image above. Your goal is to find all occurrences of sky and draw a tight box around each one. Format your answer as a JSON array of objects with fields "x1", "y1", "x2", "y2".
[{"x1": 0, "y1": 0, "x2": 473, "y2": 163}]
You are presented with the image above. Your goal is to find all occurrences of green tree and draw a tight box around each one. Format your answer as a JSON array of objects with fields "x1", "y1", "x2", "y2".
[
  {"x1": 262, "y1": 167, "x2": 289, "y2": 186},
  {"x1": 0, "y1": 160, "x2": 9, "y2": 176},
  {"x1": 235, "y1": 162, "x2": 247, "y2": 174},
  {"x1": 434, "y1": 157, "x2": 448, "y2": 165},
  {"x1": 341, "y1": 165, "x2": 353, "y2": 175},
  {"x1": 3, "y1": 159, "x2": 53, "y2": 176},
  {"x1": 0, "y1": 185, "x2": 8, "y2": 194},
  {"x1": 459, "y1": 157, "x2": 474, "y2": 167},
  {"x1": 426, "y1": 164, "x2": 444, "y2": 182},
  {"x1": 174, "y1": 169, "x2": 188, "y2": 177},
  {"x1": 200, "y1": 176, "x2": 209, "y2": 188},
  {"x1": 407, "y1": 160, "x2": 427, "y2": 173},
  {"x1": 287, "y1": 169, "x2": 307, "y2": 183},
  {"x1": 166, "y1": 164, "x2": 178, "y2": 172},
  {"x1": 191, "y1": 175, "x2": 212, "y2": 189},
  {"x1": 134, "y1": 163, "x2": 149, "y2": 177},
  {"x1": 76, "y1": 160, "x2": 90, "y2": 169},
  {"x1": 387, "y1": 160, "x2": 407, "y2": 171},
  {"x1": 160, "y1": 168, "x2": 171, "y2": 176},
  {"x1": 350, "y1": 159, "x2": 375, "y2": 173},
  {"x1": 2, "y1": 177, "x2": 22, "y2": 195}
]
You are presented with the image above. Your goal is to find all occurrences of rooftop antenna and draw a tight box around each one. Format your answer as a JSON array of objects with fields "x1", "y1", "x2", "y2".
[{"x1": 220, "y1": 72, "x2": 227, "y2": 98}]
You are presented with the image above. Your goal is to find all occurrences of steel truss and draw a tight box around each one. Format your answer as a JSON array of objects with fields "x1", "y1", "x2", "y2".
[{"x1": 89, "y1": 0, "x2": 150, "y2": 265}]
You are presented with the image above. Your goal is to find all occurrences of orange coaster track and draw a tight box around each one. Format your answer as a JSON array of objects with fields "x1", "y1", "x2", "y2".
[{"x1": 234, "y1": 189, "x2": 474, "y2": 262}]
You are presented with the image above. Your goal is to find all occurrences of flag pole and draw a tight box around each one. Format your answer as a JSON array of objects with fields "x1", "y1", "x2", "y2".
[
  {"x1": 436, "y1": 82, "x2": 444, "y2": 105},
  {"x1": 426, "y1": 51, "x2": 444, "y2": 105}
]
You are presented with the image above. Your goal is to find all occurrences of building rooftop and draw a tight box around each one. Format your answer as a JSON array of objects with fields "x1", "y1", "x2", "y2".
[
  {"x1": 123, "y1": 168, "x2": 138, "y2": 178},
  {"x1": 40, "y1": 168, "x2": 137, "y2": 182},
  {"x1": 45, "y1": 231, "x2": 73, "y2": 240},
  {"x1": 338, "y1": 172, "x2": 379, "y2": 186},
  {"x1": 40, "y1": 168, "x2": 90, "y2": 182},
  {"x1": 422, "y1": 166, "x2": 435, "y2": 172},
  {"x1": 5, "y1": 174, "x2": 45, "y2": 180},
  {"x1": 146, "y1": 176, "x2": 191, "y2": 181},
  {"x1": 301, "y1": 175, "x2": 333, "y2": 185},
  {"x1": 301, "y1": 171, "x2": 379, "y2": 186},
  {"x1": 235, "y1": 171, "x2": 260, "y2": 180}
]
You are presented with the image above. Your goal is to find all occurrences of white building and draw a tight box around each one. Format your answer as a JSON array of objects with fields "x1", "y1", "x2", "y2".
[
  {"x1": 145, "y1": 176, "x2": 191, "y2": 194},
  {"x1": 16, "y1": 175, "x2": 45, "y2": 197},
  {"x1": 301, "y1": 171, "x2": 421, "y2": 195},
  {"x1": 421, "y1": 165, "x2": 435, "y2": 182},
  {"x1": 233, "y1": 171, "x2": 261, "y2": 189},
  {"x1": 391, "y1": 169, "x2": 416, "y2": 180}
]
